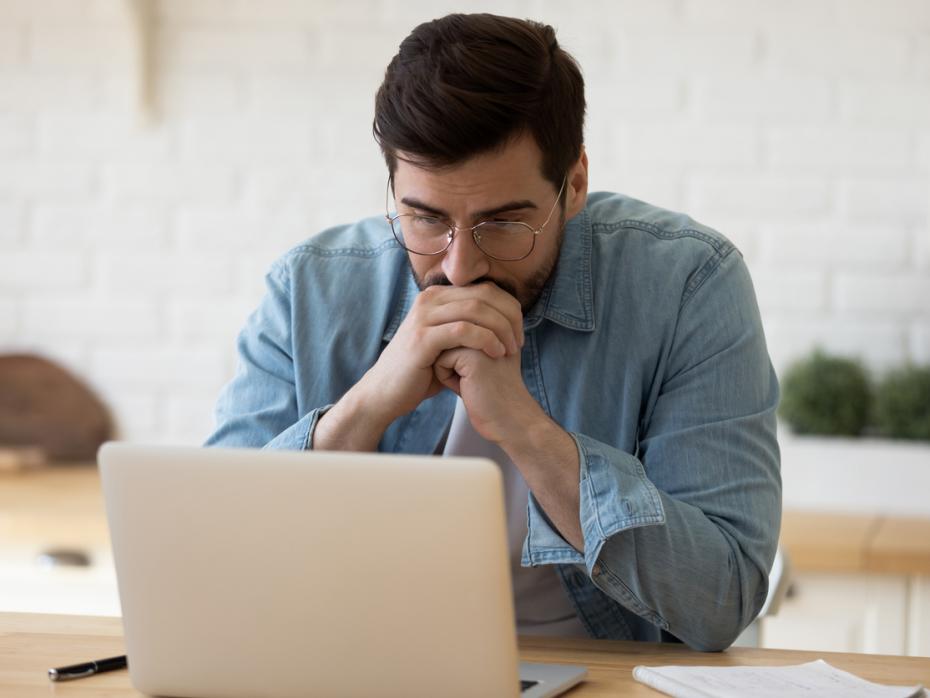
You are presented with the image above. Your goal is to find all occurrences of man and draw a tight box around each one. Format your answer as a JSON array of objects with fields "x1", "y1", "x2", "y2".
[{"x1": 206, "y1": 13, "x2": 781, "y2": 651}]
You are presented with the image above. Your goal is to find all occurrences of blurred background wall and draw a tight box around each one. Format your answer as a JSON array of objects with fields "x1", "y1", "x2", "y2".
[{"x1": 0, "y1": 0, "x2": 928, "y2": 445}]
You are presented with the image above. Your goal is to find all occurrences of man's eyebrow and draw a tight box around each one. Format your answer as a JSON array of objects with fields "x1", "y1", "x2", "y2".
[
  {"x1": 477, "y1": 200, "x2": 538, "y2": 219},
  {"x1": 400, "y1": 197, "x2": 447, "y2": 217},
  {"x1": 399, "y1": 197, "x2": 538, "y2": 221}
]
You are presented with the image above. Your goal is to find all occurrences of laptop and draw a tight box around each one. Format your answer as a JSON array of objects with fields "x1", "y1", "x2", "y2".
[{"x1": 98, "y1": 443, "x2": 588, "y2": 698}]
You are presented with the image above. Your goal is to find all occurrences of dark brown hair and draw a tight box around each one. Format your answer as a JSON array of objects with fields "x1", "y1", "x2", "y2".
[{"x1": 373, "y1": 13, "x2": 585, "y2": 189}]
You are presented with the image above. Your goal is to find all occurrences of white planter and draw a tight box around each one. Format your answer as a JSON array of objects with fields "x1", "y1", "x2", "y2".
[{"x1": 779, "y1": 430, "x2": 930, "y2": 516}]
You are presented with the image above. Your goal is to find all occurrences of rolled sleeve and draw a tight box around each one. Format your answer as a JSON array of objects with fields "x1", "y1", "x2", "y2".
[
  {"x1": 263, "y1": 404, "x2": 332, "y2": 450},
  {"x1": 523, "y1": 434, "x2": 666, "y2": 570},
  {"x1": 528, "y1": 249, "x2": 780, "y2": 651}
]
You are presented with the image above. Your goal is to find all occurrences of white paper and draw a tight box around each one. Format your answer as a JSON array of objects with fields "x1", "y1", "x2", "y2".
[{"x1": 632, "y1": 659, "x2": 926, "y2": 698}]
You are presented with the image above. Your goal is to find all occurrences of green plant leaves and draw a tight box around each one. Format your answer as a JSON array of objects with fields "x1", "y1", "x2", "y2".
[
  {"x1": 779, "y1": 350, "x2": 871, "y2": 437},
  {"x1": 779, "y1": 350, "x2": 930, "y2": 442}
]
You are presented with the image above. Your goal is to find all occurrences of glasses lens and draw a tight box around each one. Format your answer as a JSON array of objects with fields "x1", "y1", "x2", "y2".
[
  {"x1": 474, "y1": 222, "x2": 535, "y2": 261},
  {"x1": 391, "y1": 215, "x2": 451, "y2": 255}
]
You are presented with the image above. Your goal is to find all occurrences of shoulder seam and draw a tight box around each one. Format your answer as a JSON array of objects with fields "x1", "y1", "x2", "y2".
[
  {"x1": 590, "y1": 218, "x2": 738, "y2": 308},
  {"x1": 680, "y1": 246, "x2": 739, "y2": 309},
  {"x1": 592, "y1": 219, "x2": 731, "y2": 253}
]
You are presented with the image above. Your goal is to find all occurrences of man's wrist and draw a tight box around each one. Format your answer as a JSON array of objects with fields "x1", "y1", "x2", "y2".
[
  {"x1": 314, "y1": 379, "x2": 397, "y2": 452},
  {"x1": 345, "y1": 375, "x2": 403, "y2": 432},
  {"x1": 497, "y1": 401, "x2": 569, "y2": 463},
  {"x1": 497, "y1": 402, "x2": 585, "y2": 551}
]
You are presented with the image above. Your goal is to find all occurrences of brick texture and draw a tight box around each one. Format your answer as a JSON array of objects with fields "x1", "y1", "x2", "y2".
[
  {"x1": 0, "y1": 201, "x2": 25, "y2": 246},
  {"x1": 1, "y1": 0, "x2": 927, "y2": 444}
]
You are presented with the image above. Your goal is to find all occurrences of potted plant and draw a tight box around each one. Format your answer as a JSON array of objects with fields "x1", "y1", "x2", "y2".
[
  {"x1": 777, "y1": 350, "x2": 930, "y2": 516},
  {"x1": 873, "y1": 365, "x2": 930, "y2": 441}
]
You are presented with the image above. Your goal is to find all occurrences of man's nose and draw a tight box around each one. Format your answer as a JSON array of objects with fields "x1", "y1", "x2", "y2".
[{"x1": 441, "y1": 228, "x2": 491, "y2": 286}]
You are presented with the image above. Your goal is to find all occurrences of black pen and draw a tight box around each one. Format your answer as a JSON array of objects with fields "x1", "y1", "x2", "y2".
[{"x1": 48, "y1": 654, "x2": 127, "y2": 681}]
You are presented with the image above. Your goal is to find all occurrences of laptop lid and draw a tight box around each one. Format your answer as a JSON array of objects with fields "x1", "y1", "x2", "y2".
[{"x1": 99, "y1": 443, "x2": 584, "y2": 698}]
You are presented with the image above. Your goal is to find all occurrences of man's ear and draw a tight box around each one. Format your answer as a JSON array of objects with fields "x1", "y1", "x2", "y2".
[{"x1": 565, "y1": 147, "x2": 589, "y2": 219}]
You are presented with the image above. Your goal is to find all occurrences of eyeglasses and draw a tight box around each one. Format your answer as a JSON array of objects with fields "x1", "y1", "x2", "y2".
[{"x1": 385, "y1": 177, "x2": 566, "y2": 262}]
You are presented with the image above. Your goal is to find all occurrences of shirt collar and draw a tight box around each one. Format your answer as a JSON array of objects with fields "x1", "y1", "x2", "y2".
[
  {"x1": 382, "y1": 264, "x2": 418, "y2": 343},
  {"x1": 383, "y1": 203, "x2": 595, "y2": 342},
  {"x1": 524, "y1": 205, "x2": 595, "y2": 333}
]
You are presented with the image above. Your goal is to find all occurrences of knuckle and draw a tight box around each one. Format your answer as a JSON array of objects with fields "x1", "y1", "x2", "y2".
[
  {"x1": 450, "y1": 321, "x2": 469, "y2": 339},
  {"x1": 420, "y1": 285, "x2": 442, "y2": 303}
]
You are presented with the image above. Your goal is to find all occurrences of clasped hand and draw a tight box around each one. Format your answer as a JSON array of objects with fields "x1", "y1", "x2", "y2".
[{"x1": 363, "y1": 282, "x2": 534, "y2": 444}]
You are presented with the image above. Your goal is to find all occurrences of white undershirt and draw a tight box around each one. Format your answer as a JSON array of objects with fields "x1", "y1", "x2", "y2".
[{"x1": 441, "y1": 398, "x2": 587, "y2": 637}]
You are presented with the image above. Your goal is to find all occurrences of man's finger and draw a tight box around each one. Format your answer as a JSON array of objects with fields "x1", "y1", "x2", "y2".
[
  {"x1": 424, "y1": 322, "x2": 507, "y2": 360},
  {"x1": 418, "y1": 282, "x2": 524, "y2": 346},
  {"x1": 425, "y1": 299, "x2": 520, "y2": 355}
]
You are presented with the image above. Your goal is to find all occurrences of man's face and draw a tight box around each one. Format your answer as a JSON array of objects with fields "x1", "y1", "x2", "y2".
[{"x1": 390, "y1": 133, "x2": 587, "y2": 312}]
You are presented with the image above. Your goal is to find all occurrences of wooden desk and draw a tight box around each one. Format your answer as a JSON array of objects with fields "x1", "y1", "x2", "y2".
[{"x1": 2, "y1": 613, "x2": 928, "y2": 697}]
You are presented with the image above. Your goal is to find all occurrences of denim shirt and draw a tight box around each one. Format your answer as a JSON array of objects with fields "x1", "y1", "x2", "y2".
[{"x1": 205, "y1": 191, "x2": 782, "y2": 651}]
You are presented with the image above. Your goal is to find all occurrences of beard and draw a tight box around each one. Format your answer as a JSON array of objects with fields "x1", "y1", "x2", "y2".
[{"x1": 409, "y1": 217, "x2": 565, "y2": 314}]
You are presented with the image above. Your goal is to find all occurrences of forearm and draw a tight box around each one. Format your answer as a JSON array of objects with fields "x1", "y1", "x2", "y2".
[
  {"x1": 500, "y1": 407, "x2": 584, "y2": 552},
  {"x1": 312, "y1": 377, "x2": 396, "y2": 452},
  {"x1": 499, "y1": 410, "x2": 772, "y2": 649},
  {"x1": 520, "y1": 425, "x2": 781, "y2": 651}
]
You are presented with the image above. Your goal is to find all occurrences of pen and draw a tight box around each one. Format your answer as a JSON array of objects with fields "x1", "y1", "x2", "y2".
[{"x1": 48, "y1": 654, "x2": 127, "y2": 681}]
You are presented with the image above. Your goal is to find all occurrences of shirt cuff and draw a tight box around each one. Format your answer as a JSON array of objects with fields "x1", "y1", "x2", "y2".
[
  {"x1": 522, "y1": 432, "x2": 666, "y2": 572},
  {"x1": 262, "y1": 405, "x2": 333, "y2": 451}
]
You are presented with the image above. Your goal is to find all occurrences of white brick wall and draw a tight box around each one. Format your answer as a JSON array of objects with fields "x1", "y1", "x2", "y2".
[
  {"x1": 834, "y1": 275, "x2": 930, "y2": 316},
  {"x1": 31, "y1": 202, "x2": 170, "y2": 249},
  {"x1": 22, "y1": 299, "x2": 160, "y2": 340},
  {"x1": 0, "y1": 0, "x2": 928, "y2": 445},
  {"x1": 0, "y1": 251, "x2": 89, "y2": 290},
  {"x1": 912, "y1": 324, "x2": 930, "y2": 364},
  {"x1": 0, "y1": 201, "x2": 24, "y2": 244}
]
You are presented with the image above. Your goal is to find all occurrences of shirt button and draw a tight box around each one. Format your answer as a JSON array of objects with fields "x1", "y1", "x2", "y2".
[{"x1": 592, "y1": 563, "x2": 603, "y2": 577}]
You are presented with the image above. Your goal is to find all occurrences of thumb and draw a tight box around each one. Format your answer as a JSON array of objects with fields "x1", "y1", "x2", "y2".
[{"x1": 434, "y1": 348, "x2": 469, "y2": 393}]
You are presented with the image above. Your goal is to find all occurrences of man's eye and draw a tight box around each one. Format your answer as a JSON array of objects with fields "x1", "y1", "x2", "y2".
[
  {"x1": 482, "y1": 220, "x2": 526, "y2": 233},
  {"x1": 414, "y1": 215, "x2": 442, "y2": 226}
]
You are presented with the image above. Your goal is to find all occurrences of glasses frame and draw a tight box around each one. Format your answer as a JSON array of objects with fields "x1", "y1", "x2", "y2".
[{"x1": 385, "y1": 176, "x2": 567, "y2": 262}]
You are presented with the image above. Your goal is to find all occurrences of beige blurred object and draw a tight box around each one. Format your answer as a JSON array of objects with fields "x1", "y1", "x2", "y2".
[
  {"x1": 0, "y1": 447, "x2": 46, "y2": 473},
  {"x1": 118, "y1": 0, "x2": 156, "y2": 120},
  {"x1": 761, "y1": 510, "x2": 930, "y2": 656},
  {"x1": 0, "y1": 354, "x2": 114, "y2": 464}
]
